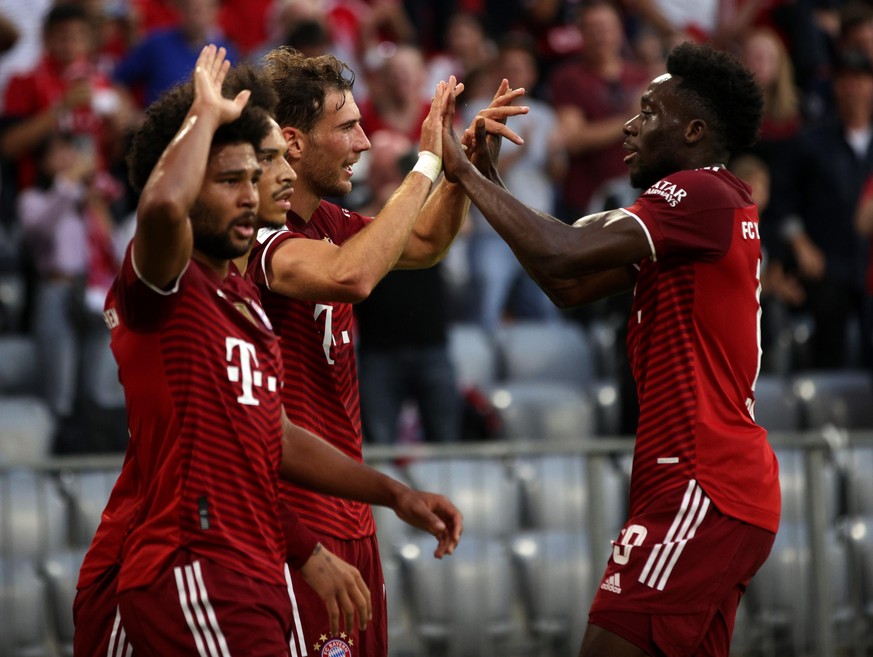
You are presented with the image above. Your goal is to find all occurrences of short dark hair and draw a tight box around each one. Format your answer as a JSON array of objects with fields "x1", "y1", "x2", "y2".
[
  {"x1": 259, "y1": 47, "x2": 355, "y2": 133},
  {"x1": 44, "y1": 3, "x2": 89, "y2": 31},
  {"x1": 222, "y1": 63, "x2": 279, "y2": 117},
  {"x1": 127, "y1": 78, "x2": 271, "y2": 193},
  {"x1": 666, "y1": 42, "x2": 763, "y2": 155}
]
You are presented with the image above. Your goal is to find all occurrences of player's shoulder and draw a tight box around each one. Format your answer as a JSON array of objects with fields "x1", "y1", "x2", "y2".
[{"x1": 641, "y1": 166, "x2": 749, "y2": 210}]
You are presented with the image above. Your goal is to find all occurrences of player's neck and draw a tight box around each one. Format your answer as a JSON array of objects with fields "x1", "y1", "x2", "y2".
[
  {"x1": 193, "y1": 251, "x2": 230, "y2": 280},
  {"x1": 288, "y1": 185, "x2": 320, "y2": 224}
]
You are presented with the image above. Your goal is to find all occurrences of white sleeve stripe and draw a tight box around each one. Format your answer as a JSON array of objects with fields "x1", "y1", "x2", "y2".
[
  {"x1": 174, "y1": 565, "x2": 212, "y2": 657},
  {"x1": 131, "y1": 249, "x2": 187, "y2": 296},
  {"x1": 192, "y1": 561, "x2": 232, "y2": 657},
  {"x1": 620, "y1": 208, "x2": 658, "y2": 262}
]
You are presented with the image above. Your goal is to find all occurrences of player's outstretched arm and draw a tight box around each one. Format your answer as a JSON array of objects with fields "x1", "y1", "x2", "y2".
[
  {"x1": 396, "y1": 79, "x2": 529, "y2": 269},
  {"x1": 442, "y1": 106, "x2": 649, "y2": 307},
  {"x1": 279, "y1": 411, "x2": 463, "y2": 557},
  {"x1": 266, "y1": 79, "x2": 456, "y2": 303},
  {"x1": 133, "y1": 45, "x2": 250, "y2": 289}
]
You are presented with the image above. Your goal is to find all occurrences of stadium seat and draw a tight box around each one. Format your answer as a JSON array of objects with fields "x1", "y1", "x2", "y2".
[
  {"x1": 746, "y1": 522, "x2": 850, "y2": 655},
  {"x1": 41, "y1": 547, "x2": 88, "y2": 657},
  {"x1": 845, "y1": 446, "x2": 873, "y2": 516},
  {"x1": 489, "y1": 381, "x2": 597, "y2": 441},
  {"x1": 0, "y1": 334, "x2": 40, "y2": 395},
  {"x1": 397, "y1": 533, "x2": 516, "y2": 657},
  {"x1": 447, "y1": 323, "x2": 499, "y2": 391},
  {"x1": 510, "y1": 529, "x2": 593, "y2": 655},
  {"x1": 753, "y1": 374, "x2": 802, "y2": 432},
  {"x1": 0, "y1": 398, "x2": 55, "y2": 464},
  {"x1": 495, "y1": 321, "x2": 596, "y2": 387},
  {"x1": 514, "y1": 453, "x2": 625, "y2": 537},
  {"x1": 793, "y1": 370, "x2": 873, "y2": 429},
  {"x1": 404, "y1": 458, "x2": 519, "y2": 538},
  {"x1": 0, "y1": 470, "x2": 68, "y2": 558},
  {"x1": 775, "y1": 448, "x2": 841, "y2": 525},
  {"x1": 0, "y1": 557, "x2": 51, "y2": 657},
  {"x1": 371, "y1": 462, "x2": 414, "y2": 555},
  {"x1": 57, "y1": 467, "x2": 122, "y2": 546}
]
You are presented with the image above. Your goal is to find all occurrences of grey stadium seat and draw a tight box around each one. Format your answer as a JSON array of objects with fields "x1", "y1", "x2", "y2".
[
  {"x1": 447, "y1": 323, "x2": 499, "y2": 390},
  {"x1": 404, "y1": 458, "x2": 520, "y2": 538},
  {"x1": 0, "y1": 557, "x2": 51, "y2": 657},
  {"x1": 510, "y1": 529, "x2": 594, "y2": 655},
  {"x1": 0, "y1": 334, "x2": 40, "y2": 395},
  {"x1": 845, "y1": 446, "x2": 873, "y2": 516},
  {"x1": 57, "y1": 467, "x2": 122, "y2": 546},
  {"x1": 495, "y1": 321, "x2": 597, "y2": 387},
  {"x1": 0, "y1": 397, "x2": 55, "y2": 463},
  {"x1": 793, "y1": 369, "x2": 873, "y2": 429},
  {"x1": 397, "y1": 533, "x2": 516, "y2": 657},
  {"x1": 489, "y1": 381, "x2": 597, "y2": 441},
  {"x1": 0, "y1": 470, "x2": 68, "y2": 558},
  {"x1": 41, "y1": 547, "x2": 88, "y2": 657},
  {"x1": 753, "y1": 374, "x2": 802, "y2": 432}
]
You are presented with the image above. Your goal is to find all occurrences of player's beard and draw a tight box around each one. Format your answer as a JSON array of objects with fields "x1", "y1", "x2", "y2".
[
  {"x1": 298, "y1": 151, "x2": 353, "y2": 199},
  {"x1": 192, "y1": 210, "x2": 254, "y2": 260}
]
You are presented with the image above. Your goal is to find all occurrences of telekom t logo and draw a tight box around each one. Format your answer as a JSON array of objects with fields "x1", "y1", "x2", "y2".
[{"x1": 225, "y1": 337, "x2": 277, "y2": 405}]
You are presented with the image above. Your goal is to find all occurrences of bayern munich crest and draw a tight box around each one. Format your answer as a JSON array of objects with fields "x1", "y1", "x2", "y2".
[{"x1": 318, "y1": 637, "x2": 353, "y2": 657}]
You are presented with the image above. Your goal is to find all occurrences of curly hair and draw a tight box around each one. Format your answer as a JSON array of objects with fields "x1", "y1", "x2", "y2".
[
  {"x1": 666, "y1": 42, "x2": 763, "y2": 155},
  {"x1": 259, "y1": 47, "x2": 355, "y2": 133},
  {"x1": 127, "y1": 74, "x2": 272, "y2": 193}
]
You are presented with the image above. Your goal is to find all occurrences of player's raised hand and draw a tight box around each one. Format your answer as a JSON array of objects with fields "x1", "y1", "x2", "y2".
[
  {"x1": 465, "y1": 78, "x2": 529, "y2": 153},
  {"x1": 418, "y1": 75, "x2": 464, "y2": 159},
  {"x1": 192, "y1": 44, "x2": 250, "y2": 124},
  {"x1": 300, "y1": 543, "x2": 373, "y2": 635},
  {"x1": 392, "y1": 488, "x2": 463, "y2": 558}
]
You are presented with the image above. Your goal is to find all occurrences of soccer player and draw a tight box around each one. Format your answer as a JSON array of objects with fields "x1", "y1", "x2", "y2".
[
  {"x1": 439, "y1": 41, "x2": 781, "y2": 657},
  {"x1": 248, "y1": 48, "x2": 526, "y2": 656},
  {"x1": 79, "y1": 45, "x2": 461, "y2": 655}
]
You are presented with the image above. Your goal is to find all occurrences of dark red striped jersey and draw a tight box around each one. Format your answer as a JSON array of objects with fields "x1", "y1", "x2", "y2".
[
  {"x1": 622, "y1": 166, "x2": 781, "y2": 533},
  {"x1": 248, "y1": 201, "x2": 377, "y2": 540},
  {"x1": 105, "y1": 246, "x2": 286, "y2": 592}
]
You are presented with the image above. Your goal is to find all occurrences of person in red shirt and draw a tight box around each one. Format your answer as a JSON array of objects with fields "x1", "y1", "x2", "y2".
[
  {"x1": 0, "y1": 3, "x2": 130, "y2": 190},
  {"x1": 81, "y1": 45, "x2": 461, "y2": 656},
  {"x1": 249, "y1": 47, "x2": 524, "y2": 657},
  {"x1": 440, "y1": 41, "x2": 780, "y2": 657}
]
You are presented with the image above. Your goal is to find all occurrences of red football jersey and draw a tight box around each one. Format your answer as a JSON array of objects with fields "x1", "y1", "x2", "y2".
[
  {"x1": 622, "y1": 166, "x2": 781, "y2": 533},
  {"x1": 106, "y1": 247, "x2": 287, "y2": 592},
  {"x1": 249, "y1": 202, "x2": 377, "y2": 540}
]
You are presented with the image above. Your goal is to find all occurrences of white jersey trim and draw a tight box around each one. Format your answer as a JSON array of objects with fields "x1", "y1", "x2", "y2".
[
  {"x1": 107, "y1": 606, "x2": 132, "y2": 657},
  {"x1": 256, "y1": 226, "x2": 291, "y2": 293},
  {"x1": 285, "y1": 564, "x2": 308, "y2": 657},
  {"x1": 131, "y1": 250, "x2": 187, "y2": 296},
  {"x1": 621, "y1": 208, "x2": 657, "y2": 262},
  {"x1": 638, "y1": 480, "x2": 710, "y2": 591}
]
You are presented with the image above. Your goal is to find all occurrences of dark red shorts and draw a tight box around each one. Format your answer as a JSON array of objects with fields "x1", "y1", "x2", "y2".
[
  {"x1": 589, "y1": 480, "x2": 776, "y2": 657},
  {"x1": 286, "y1": 531, "x2": 387, "y2": 657},
  {"x1": 73, "y1": 564, "x2": 133, "y2": 657},
  {"x1": 118, "y1": 551, "x2": 293, "y2": 657}
]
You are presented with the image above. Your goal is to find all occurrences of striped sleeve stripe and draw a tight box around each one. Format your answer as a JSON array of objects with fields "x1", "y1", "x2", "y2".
[
  {"x1": 638, "y1": 480, "x2": 711, "y2": 591},
  {"x1": 108, "y1": 606, "x2": 132, "y2": 657}
]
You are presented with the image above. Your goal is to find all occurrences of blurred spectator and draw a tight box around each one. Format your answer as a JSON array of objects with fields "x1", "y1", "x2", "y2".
[
  {"x1": 18, "y1": 131, "x2": 122, "y2": 442},
  {"x1": 425, "y1": 11, "x2": 496, "y2": 90},
  {"x1": 730, "y1": 153, "x2": 805, "y2": 373},
  {"x1": 112, "y1": 0, "x2": 238, "y2": 107},
  {"x1": 853, "y1": 171, "x2": 873, "y2": 368},
  {"x1": 353, "y1": 129, "x2": 463, "y2": 444},
  {"x1": 461, "y1": 33, "x2": 564, "y2": 331},
  {"x1": 0, "y1": 10, "x2": 18, "y2": 55},
  {"x1": 0, "y1": 3, "x2": 131, "y2": 191},
  {"x1": 777, "y1": 49, "x2": 873, "y2": 369},
  {"x1": 360, "y1": 42, "x2": 431, "y2": 140},
  {"x1": 547, "y1": 0, "x2": 649, "y2": 221},
  {"x1": 0, "y1": 0, "x2": 52, "y2": 107}
]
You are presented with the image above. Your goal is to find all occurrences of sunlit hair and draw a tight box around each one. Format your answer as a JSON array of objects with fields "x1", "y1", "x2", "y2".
[
  {"x1": 741, "y1": 28, "x2": 800, "y2": 124},
  {"x1": 127, "y1": 77, "x2": 271, "y2": 193},
  {"x1": 259, "y1": 47, "x2": 355, "y2": 133}
]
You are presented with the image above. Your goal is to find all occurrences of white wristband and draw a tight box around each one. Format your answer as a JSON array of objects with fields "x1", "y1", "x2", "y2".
[{"x1": 412, "y1": 151, "x2": 442, "y2": 184}]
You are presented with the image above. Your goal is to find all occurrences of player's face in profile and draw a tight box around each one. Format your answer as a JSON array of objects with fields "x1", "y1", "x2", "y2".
[
  {"x1": 623, "y1": 75, "x2": 687, "y2": 190},
  {"x1": 257, "y1": 120, "x2": 296, "y2": 229},
  {"x1": 191, "y1": 142, "x2": 261, "y2": 260},
  {"x1": 296, "y1": 89, "x2": 371, "y2": 198}
]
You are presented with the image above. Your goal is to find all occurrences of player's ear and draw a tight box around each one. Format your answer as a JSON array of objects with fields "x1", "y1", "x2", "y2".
[
  {"x1": 282, "y1": 126, "x2": 304, "y2": 159},
  {"x1": 684, "y1": 118, "x2": 706, "y2": 145}
]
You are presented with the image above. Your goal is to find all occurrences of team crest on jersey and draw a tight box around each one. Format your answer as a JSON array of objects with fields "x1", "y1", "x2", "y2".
[
  {"x1": 315, "y1": 634, "x2": 353, "y2": 657},
  {"x1": 646, "y1": 179, "x2": 687, "y2": 207}
]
